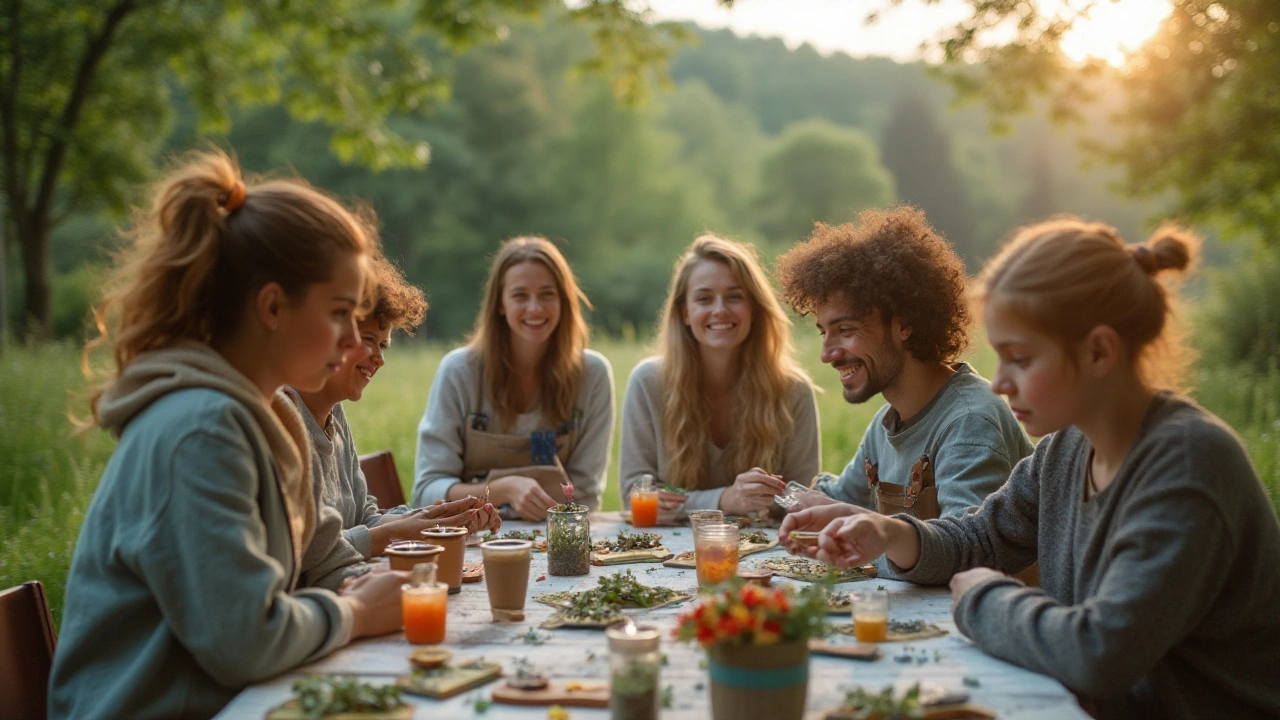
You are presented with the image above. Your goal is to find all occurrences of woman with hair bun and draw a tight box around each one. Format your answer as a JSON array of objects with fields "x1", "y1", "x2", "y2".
[
  {"x1": 50, "y1": 150, "x2": 407, "y2": 719},
  {"x1": 619, "y1": 234, "x2": 819, "y2": 520},
  {"x1": 790, "y1": 218, "x2": 1280, "y2": 718}
]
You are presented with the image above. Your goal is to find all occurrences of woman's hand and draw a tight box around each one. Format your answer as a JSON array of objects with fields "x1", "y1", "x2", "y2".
[
  {"x1": 655, "y1": 489, "x2": 688, "y2": 526},
  {"x1": 369, "y1": 498, "x2": 486, "y2": 554},
  {"x1": 778, "y1": 502, "x2": 866, "y2": 556},
  {"x1": 490, "y1": 475, "x2": 559, "y2": 521},
  {"x1": 815, "y1": 513, "x2": 920, "y2": 571},
  {"x1": 719, "y1": 468, "x2": 786, "y2": 515},
  {"x1": 343, "y1": 568, "x2": 410, "y2": 639},
  {"x1": 949, "y1": 567, "x2": 1005, "y2": 611}
]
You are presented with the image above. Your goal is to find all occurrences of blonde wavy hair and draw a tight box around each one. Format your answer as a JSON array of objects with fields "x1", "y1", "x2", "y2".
[
  {"x1": 83, "y1": 149, "x2": 377, "y2": 424},
  {"x1": 658, "y1": 234, "x2": 812, "y2": 490},
  {"x1": 974, "y1": 217, "x2": 1200, "y2": 391},
  {"x1": 468, "y1": 236, "x2": 592, "y2": 430}
]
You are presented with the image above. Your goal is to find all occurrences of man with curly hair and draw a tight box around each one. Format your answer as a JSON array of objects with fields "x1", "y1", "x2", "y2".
[
  {"x1": 774, "y1": 207, "x2": 1032, "y2": 528},
  {"x1": 291, "y1": 254, "x2": 501, "y2": 590}
]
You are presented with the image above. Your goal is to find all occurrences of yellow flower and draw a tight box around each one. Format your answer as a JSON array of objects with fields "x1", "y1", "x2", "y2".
[{"x1": 548, "y1": 704, "x2": 569, "y2": 720}]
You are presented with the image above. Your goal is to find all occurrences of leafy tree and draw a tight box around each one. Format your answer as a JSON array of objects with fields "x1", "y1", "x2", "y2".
[
  {"x1": 911, "y1": 0, "x2": 1280, "y2": 236},
  {"x1": 756, "y1": 119, "x2": 895, "y2": 246},
  {"x1": 880, "y1": 93, "x2": 980, "y2": 266},
  {"x1": 0, "y1": 0, "x2": 698, "y2": 340}
]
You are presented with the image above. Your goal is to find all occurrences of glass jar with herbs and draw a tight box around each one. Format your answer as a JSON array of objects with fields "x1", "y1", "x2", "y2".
[
  {"x1": 546, "y1": 503, "x2": 590, "y2": 576},
  {"x1": 606, "y1": 621, "x2": 661, "y2": 720}
]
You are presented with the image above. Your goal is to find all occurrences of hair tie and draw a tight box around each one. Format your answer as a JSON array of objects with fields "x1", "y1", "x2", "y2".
[
  {"x1": 1131, "y1": 245, "x2": 1156, "y2": 275},
  {"x1": 223, "y1": 181, "x2": 246, "y2": 213}
]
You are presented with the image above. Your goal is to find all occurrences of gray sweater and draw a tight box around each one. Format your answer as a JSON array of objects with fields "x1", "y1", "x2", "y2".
[
  {"x1": 413, "y1": 347, "x2": 615, "y2": 510},
  {"x1": 619, "y1": 356, "x2": 821, "y2": 513},
  {"x1": 816, "y1": 363, "x2": 1032, "y2": 516},
  {"x1": 893, "y1": 393, "x2": 1280, "y2": 719},
  {"x1": 50, "y1": 346, "x2": 351, "y2": 720}
]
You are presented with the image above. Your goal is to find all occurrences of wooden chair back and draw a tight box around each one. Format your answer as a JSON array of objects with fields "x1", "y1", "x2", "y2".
[
  {"x1": 358, "y1": 449, "x2": 407, "y2": 510},
  {"x1": 0, "y1": 580, "x2": 57, "y2": 720}
]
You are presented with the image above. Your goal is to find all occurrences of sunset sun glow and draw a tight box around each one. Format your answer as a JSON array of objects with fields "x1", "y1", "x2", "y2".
[{"x1": 1058, "y1": 0, "x2": 1173, "y2": 67}]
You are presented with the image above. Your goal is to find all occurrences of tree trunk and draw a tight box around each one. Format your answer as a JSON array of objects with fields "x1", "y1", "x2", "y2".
[{"x1": 16, "y1": 216, "x2": 49, "y2": 341}]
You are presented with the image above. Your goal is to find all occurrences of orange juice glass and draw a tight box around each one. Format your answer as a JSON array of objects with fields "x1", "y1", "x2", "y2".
[
  {"x1": 402, "y1": 563, "x2": 449, "y2": 644},
  {"x1": 630, "y1": 490, "x2": 659, "y2": 527},
  {"x1": 694, "y1": 523, "x2": 739, "y2": 589},
  {"x1": 851, "y1": 588, "x2": 889, "y2": 643}
]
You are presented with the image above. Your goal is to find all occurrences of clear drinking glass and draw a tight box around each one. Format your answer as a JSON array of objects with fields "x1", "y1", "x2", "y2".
[
  {"x1": 851, "y1": 588, "x2": 890, "y2": 642},
  {"x1": 402, "y1": 562, "x2": 448, "y2": 644},
  {"x1": 694, "y1": 523, "x2": 739, "y2": 589}
]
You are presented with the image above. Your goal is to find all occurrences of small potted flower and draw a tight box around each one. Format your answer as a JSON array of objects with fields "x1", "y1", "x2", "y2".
[{"x1": 674, "y1": 580, "x2": 829, "y2": 720}]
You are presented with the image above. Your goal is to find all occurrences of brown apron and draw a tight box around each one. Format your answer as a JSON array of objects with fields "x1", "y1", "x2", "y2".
[
  {"x1": 865, "y1": 454, "x2": 941, "y2": 520},
  {"x1": 459, "y1": 411, "x2": 580, "y2": 504},
  {"x1": 866, "y1": 453, "x2": 1040, "y2": 587}
]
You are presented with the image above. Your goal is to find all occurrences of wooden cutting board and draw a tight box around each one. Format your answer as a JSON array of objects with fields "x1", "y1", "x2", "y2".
[
  {"x1": 808, "y1": 639, "x2": 881, "y2": 661},
  {"x1": 491, "y1": 680, "x2": 610, "y2": 708},
  {"x1": 395, "y1": 660, "x2": 503, "y2": 699}
]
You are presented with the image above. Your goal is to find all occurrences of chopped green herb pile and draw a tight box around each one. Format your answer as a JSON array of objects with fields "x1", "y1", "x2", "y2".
[
  {"x1": 839, "y1": 684, "x2": 923, "y2": 720},
  {"x1": 290, "y1": 675, "x2": 403, "y2": 718},
  {"x1": 593, "y1": 530, "x2": 663, "y2": 552},
  {"x1": 741, "y1": 530, "x2": 770, "y2": 545},
  {"x1": 565, "y1": 570, "x2": 683, "y2": 622},
  {"x1": 551, "y1": 501, "x2": 588, "y2": 513},
  {"x1": 660, "y1": 485, "x2": 688, "y2": 495}
]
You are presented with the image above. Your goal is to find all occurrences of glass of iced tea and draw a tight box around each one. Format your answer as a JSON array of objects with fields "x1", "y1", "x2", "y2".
[
  {"x1": 630, "y1": 474, "x2": 660, "y2": 528},
  {"x1": 694, "y1": 523, "x2": 739, "y2": 589},
  {"x1": 851, "y1": 588, "x2": 889, "y2": 642}
]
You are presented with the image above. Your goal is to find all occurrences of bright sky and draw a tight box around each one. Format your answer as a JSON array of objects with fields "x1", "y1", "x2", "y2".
[{"x1": 647, "y1": 0, "x2": 1172, "y2": 67}]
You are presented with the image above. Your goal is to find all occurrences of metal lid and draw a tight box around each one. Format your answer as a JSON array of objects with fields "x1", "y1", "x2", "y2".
[{"x1": 606, "y1": 620, "x2": 661, "y2": 654}]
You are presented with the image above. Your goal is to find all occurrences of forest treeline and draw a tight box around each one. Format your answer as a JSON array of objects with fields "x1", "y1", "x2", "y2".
[{"x1": 35, "y1": 19, "x2": 1175, "y2": 341}]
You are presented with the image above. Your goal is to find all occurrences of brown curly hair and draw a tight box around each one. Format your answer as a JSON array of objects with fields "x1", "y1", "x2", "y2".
[
  {"x1": 776, "y1": 206, "x2": 971, "y2": 364},
  {"x1": 366, "y1": 254, "x2": 427, "y2": 334}
]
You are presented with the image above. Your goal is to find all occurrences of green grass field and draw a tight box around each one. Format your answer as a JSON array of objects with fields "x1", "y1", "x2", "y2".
[{"x1": 3, "y1": 335, "x2": 1277, "y2": 626}]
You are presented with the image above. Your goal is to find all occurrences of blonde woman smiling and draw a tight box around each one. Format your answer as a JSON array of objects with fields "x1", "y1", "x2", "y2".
[
  {"x1": 413, "y1": 236, "x2": 614, "y2": 520},
  {"x1": 620, "y1": 234, "x2": 819, "y2": 521}
]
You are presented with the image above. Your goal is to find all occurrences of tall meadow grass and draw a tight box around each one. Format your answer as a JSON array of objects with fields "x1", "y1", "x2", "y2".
[{"x1": 3, "y1": 333, "x2": 1276, "y2": 628}]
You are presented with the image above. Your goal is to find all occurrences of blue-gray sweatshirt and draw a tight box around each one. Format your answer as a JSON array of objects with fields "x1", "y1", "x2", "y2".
[{"x1": 49, "y1": 345, "x2": 352, "y2": 719}]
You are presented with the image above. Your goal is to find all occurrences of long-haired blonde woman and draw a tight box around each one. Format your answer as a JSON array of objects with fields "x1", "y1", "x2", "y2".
[
  {"x1": 619, "y1": 234, "x2": 820, "y2": 520},
  {"x1": 413, "y1": 236, "x2": 614, "y2": 520}
]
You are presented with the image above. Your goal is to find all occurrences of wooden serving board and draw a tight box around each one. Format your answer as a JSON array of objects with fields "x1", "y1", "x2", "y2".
[
  {"x1": 491, "y1": 680, "x2": 610, "y2": 708},
  {"x1": 753, "y1": 557, "x2": 877, "y2": 583},
  {"x1": 808, "y1": 639, "x2": 881, "y2": 661},
  {"x1": 590, "y1": 547, "x2": 674, "y2": 565},
  {"x1": 461, "y1": 560, "x2": 483, "y2": 583},
  {"x1": 395, "y1": 660, "x2": 502, "y2": 699},
  {"x1": 266, "y1": 699, "x2": 413, "y2": 720}
]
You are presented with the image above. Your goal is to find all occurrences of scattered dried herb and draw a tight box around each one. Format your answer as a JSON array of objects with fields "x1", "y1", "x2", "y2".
[
  {"x1": 482, "y1": 529, "x2": 543, "y2": 543},
  {"x1": 290, "y1": 675, "x2": 403, "y2": 719},
  {"x1": 963, "y1": 676, "x2": 981, "y2": 688},
  {"x1": 741, "y1": 530, "x2": 770, "y2": 545},
  {"x1": 661, "y1": 685, "x2": 675, "y2": 709},
  {"x1": 515, "y1": 627, "x2": 550, "y2": 645},
  {"x1": 562, "y1": 570, "x2": 683, "y2": 622},
  {"x1": 593, "y1": 530, "x2": 664, "y2": 552},
  {"x1": 888, "y1": 619, "x2": 926, "y2": 634}
]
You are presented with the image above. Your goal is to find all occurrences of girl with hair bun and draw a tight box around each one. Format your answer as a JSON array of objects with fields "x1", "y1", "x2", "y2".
[
  {"x1": 50, "y1": 150, "x2": 408, "y2": 719},
  {"x1": 797, "y1": 218, "x2": 1280, "y2": 718}
]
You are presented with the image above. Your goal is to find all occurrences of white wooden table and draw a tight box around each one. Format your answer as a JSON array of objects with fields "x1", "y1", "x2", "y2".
[{"x1": 217, "y1": 512, "x2": 1088, "y2": 719}]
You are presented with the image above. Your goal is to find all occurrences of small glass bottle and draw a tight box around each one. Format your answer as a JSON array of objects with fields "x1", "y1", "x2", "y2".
[
  {"x1": 546, "y1": 505, "x2": 590, "y2": 576},
  {"x1": 606, "y1": 621, "x2": 661, "y2": 720}
]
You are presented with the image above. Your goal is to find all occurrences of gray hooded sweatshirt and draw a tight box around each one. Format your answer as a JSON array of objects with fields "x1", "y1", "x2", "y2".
[{"x1": 48, "y1": 342, "x2": 353, "y2": 719}]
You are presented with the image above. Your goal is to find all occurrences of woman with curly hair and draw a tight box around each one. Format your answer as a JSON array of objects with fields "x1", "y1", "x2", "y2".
[
  {"x1": 619, "y1": 234, "x2": 819, "y2": 520},
  {"x1": 413, "y1": 236, "x2": 614, "y2": 520},
  {"x1": 774, "y1": 206, "x2": 1032, "y2": 524},
  {"x1": 289, "y1": 255, "x2": 501, "y2": 590}
]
